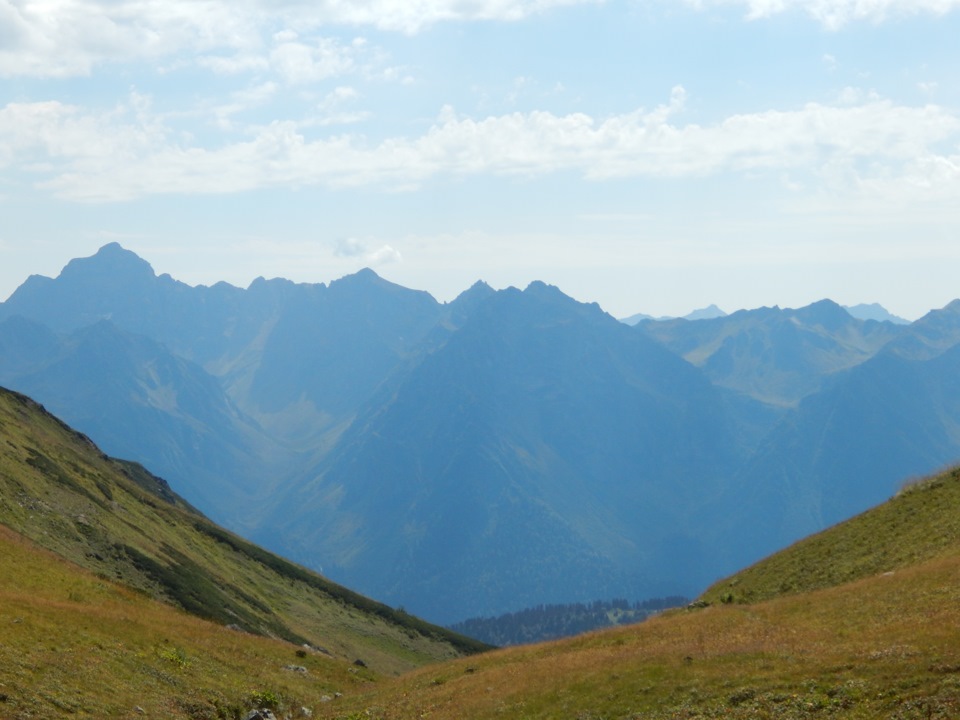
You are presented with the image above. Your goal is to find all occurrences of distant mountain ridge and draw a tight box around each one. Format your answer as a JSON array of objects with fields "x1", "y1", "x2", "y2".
[
  {"x1": 619, "y1": 303, "x2": 727, "y2": 325},
  {"x1": 844, "y1": 302, "x2": 910, "y2": 324},
  {"x1": 2, "y1": 243, "x2": 959, "y2": 624}
]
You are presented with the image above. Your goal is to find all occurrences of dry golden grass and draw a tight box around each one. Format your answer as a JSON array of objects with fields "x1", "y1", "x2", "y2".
[
  {"x1": 314, "y1": 542, "x2": 960, "y2": 719},
  {"x1": 0, "y1": 524, "x2": 378, "y2": 719},
  {"x1": 701, "y1": 466, "x2": 960, "y2": 607},
  {"x1": 0, "y1": 387, "x2": 485, "y2": 682}
]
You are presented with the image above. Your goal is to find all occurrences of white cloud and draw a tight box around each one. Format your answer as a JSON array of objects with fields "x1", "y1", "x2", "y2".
[
  {"x1": 283, "y1": 0, "x2": 603, "y2": 33},
  {"x1": 269, "y1": 36, "x2": 357, "y2": 85},
  {"x1": 331, "y1": 237, "x2": 401, "y2": 265},
  {"x1": 312, "y1": 87, "x2": 371, "y2": 127},
  {"x1": 0, "y1": 0, "x2": 262, "y2": 77},
  {"x1": 367, "y1": 244, "x2": 403, "y2": 265},
  {"x1": 0, "y1": 0, "x2": 600, "y2": 78},
  {"x1": 334, "y1": 237, "x2": 367, "y2": 257},
  {"x1": 3, "y1": 88, "x2": 959, "y2": 206},
  {"x1": 207, "y1": 82, "x2": 279, "y2": 130},
  {"x1": 690, "y1": 0, "x2": 960, "y2": 28}
]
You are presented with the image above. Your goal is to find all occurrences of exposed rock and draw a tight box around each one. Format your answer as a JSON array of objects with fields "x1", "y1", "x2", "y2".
[{"x1": 244, "y1": 710, "x2": 277, "y2": 720}]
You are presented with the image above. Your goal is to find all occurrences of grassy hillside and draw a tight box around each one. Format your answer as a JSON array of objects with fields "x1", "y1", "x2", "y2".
[
  {"x1": 700, "y1": 465, "x2": 960, "y2": 605},
  {"x1": 0, "y1": 386, "x2": 486, "y2": 680},
  {"x1": 7, "y1": 376, "x2": 960, "y2": 718},
  {"x1": 0, "y1": 524, "x2": 367, "y2": 719},
  {"x1": 308, "y1": 466, "x2": 960, "y2": 719}
]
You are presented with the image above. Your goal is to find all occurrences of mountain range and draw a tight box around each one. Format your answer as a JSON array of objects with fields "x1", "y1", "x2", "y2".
[
  {"x1": 2, "y1": 242, "x2": 960, "y2": 623},
  {"x1": 6, "y1": 368, "x2": 960, "y2": 718}
]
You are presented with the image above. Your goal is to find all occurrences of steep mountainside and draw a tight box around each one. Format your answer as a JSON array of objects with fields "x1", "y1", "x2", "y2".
[
  {"x1": 4, "y1": 244, "x2": 960, "y2": 625},
  {"x1": 0, "y1": 386, "x2": 486, "y2": 677},
  {"x1": 245, "y1": 268, "x2": 444, "y2": 438},
  {"x1": 884, "y1": 299, "x2": 960, "y2": 360},
  {"x1": 701, "y1": 464, "x2": 960, "y2": 604},
  {"x1": 0, "y1": 316, "x2": 278, "y2": 519},
  {"x1": 637, "y1": 300, "x2": 902, "y2": 407},
  {"x1": 725, "y1": 337, "x2": 960, "y2": 566},
  {"x1": 259, "y1": 282, "x2": 743, "y2": 622}
]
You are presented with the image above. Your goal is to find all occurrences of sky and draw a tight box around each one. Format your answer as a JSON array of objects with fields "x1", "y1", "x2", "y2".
[{"x1": 1, "y1": 0, "x2": 959, "y2": 321}]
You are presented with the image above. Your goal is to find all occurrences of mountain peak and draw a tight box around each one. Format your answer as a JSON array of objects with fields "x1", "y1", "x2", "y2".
[
  {"x1": 329, "y1": 267, "x2": 391, "y2": 293},
  {"x1": 523, "y1": 280, "x2": 568, "y2": 300},
  {"x1": 351, "y1": 267, "x2": 381, "y2": 280},
  {"x1": 684, "y1": 304, "x2": 727, "y2": 321},
  {"x1": 451, "y1": 280, "x2": 495, "y2": 305},
  {"x1": 59, "y1": 243, "x2": 156, "y2": 284},
  {"x1": 791, "y1": 299, "x2": 851, "y2": 329},
  {"x1": 844, "y1": 303, "x2": 910, "y2": 325}
]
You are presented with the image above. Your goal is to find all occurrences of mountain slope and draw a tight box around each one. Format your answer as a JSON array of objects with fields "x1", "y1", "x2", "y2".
[
  {"x1": 246, "y1": 268, "x2": 444, "y2": 431},
  {"x1": 0, "y1": 244, "x2": 448, "y2": 496},
  {"x1": 701, "y1": 464, "x2": 960, "y2": 606},
  {"x1": 313, "y1": 465, "x2": 960, "y2": 720},
  {"x1": 0, "y1": 386, "x2": 487, "y2": 677},
  {"x1": 638, "y1": 300, "x2": 902, "y2": 407},
  {"x1": 6, "y1": 243, "x2": 960, "y2": 629},
  {"x1": 726, "y1": 339, "x2": 960, "y2": 569},
  {"x1": 0, "y1": 522, "x2": 375, "y2": 719},
  {"x1": 0, "y1": 317, "x2": 279, "y2": 519},
  {"x1": 259, "y1": 282, "x2": 742, "y2": 623}
]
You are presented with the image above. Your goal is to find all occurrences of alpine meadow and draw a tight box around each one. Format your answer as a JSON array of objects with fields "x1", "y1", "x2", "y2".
[{"x1": 3, "y1": 0, "x2": 960, "y2": 716}]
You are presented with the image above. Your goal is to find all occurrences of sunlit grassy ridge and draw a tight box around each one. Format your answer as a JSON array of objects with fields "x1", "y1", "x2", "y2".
[
  {"x1": 311, "y1": 466, "x2": 960, "y2": 719},
  {"x1": 0, "y1": 524, "x2": 372, "y2": 719},
  {"x1": 0, "y1": 386, "x2": 486, "y2": 681},
  {"x1": 700, "y1": 465, "x2": 960, "y2": 605}
]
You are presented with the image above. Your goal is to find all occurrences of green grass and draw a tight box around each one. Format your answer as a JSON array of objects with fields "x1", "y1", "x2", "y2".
[
  {"x1": 304, "y1": 464, "x2": 960, "y2": 719},
  {"x1": 311, "y1": 550, "x2": 960, "y2": 719},
  {"x1": 0, "y1": 524, "x2": 370, "y2": 719},
  {"x1": 0, "y1": 387, "x2": 486, "y2": 679},
  {"x1": 699, "y1": 465, "x2": 960, "y2": 606}
]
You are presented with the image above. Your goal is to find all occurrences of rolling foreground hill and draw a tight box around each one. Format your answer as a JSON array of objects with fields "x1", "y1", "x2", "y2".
[
  {"x1": 0, "y1": 523, "x2": 378, "y2": 719},
  {"x1": 0, "y1": 384, "x2": 485, "y2": 706},
  {"x1": 309, "y1": 466, "x2": 960, "y2": 719}
]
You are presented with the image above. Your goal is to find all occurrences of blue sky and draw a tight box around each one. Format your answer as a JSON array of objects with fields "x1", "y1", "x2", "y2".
[{"x1": 1, "y1": 0, "x2": 959, "y2": 320}]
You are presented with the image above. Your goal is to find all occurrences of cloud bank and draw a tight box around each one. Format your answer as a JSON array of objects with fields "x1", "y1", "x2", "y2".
[
  {"x1": 3, "y1": 0, "x2": 957, "y2": 79},
  {"x1": 697, "y1": 0, "x2": 960, "y2": 29},
  {"x1": 0, "y1": 0, "x2": 599, "y2": 78},
  {"x1": 2, "y1": 87, "x2": 957, "y2": 204}
]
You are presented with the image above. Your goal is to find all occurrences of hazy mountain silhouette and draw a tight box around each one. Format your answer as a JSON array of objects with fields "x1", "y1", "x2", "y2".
[
  {"x1": 0, "y1": 316, "x2": 274, "y2": 521},
  {"x1": 637, "y1": 300, "x2": 902, "y2": 407},
  {"x1": 4, "y1": 244, "x2": 960, "y2": 624},
  {"x1": 257, "y1": 281, "x2": 740, "y2": 621},
  {"x1": 844, "y1": 302, "x2": 910, "y2": 325}
]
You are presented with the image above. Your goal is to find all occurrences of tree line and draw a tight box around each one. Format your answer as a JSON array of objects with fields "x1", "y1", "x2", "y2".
[{"x1": 449, "y1": 596, "x2": 688, "y2": 646}]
